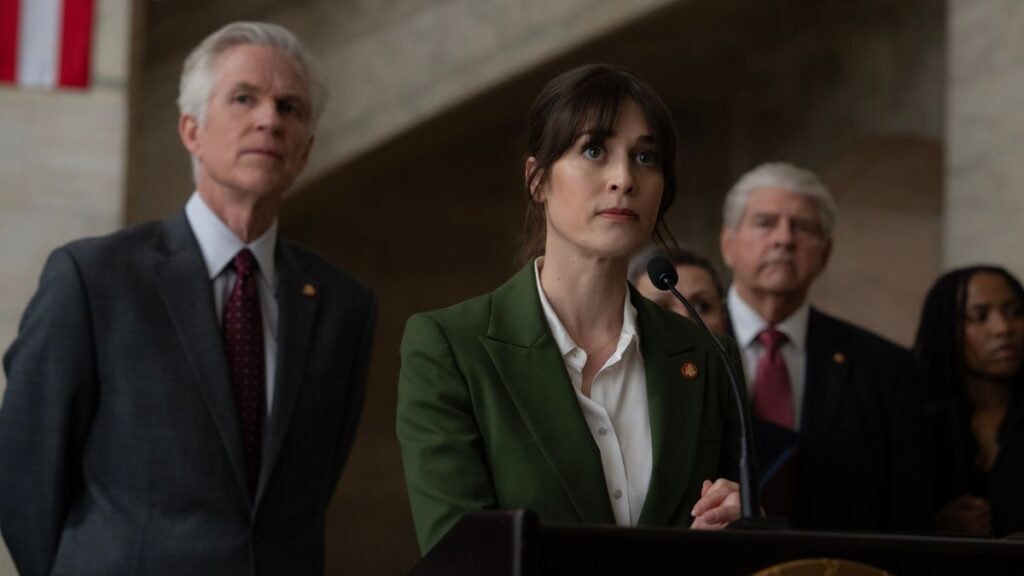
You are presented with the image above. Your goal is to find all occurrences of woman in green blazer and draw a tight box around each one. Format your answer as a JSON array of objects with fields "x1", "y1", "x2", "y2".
[{"x1": 397, "y1": 64, "x2": 746, "y2": 553}]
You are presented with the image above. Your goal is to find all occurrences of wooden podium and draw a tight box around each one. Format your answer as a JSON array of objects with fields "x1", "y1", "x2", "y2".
[{"x1": 408, "y1": 510, "x2": 1024, "y2": 575}]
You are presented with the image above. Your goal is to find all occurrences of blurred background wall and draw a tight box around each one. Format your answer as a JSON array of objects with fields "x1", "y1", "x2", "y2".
[{"x1": 0, "y1": 0, "x2": 1019, "y2": 573}]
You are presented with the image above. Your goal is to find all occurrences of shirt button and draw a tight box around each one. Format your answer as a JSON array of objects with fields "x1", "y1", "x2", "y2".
[
  {"x1": 613, "y1": 489, "x2": 623, "y2": 500},
  {"x1": 598, "y1": 427, "x2": 608, "y2": 436}
]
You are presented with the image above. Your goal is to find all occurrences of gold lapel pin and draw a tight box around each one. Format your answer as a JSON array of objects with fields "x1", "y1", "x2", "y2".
[
  {"x1": 680, "y1": 361, "x2": 699, "y2": 380},
  {"x1": 833, "y1": 352, "x2": 846, "y2": 364},
  {"x1": 302, "y1": 283, "x2": 317, "y2": 298}
]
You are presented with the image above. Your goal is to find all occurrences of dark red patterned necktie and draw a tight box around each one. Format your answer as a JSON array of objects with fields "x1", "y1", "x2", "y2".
[
  {"x1": 754, "y1": 327, "x2": 794, "y2": 430},
  {"x1": 223, "y1": 248, "x2": 265, "y2": 494}
]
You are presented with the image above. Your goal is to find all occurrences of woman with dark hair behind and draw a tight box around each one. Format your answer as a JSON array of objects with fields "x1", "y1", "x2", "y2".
[
  {"x1": 397, "y1": 64, "x2": 746, "y2": 553},
  {"x1": 630, "y1": 244, "x2": 730, "y2": 334},
  {"x1": 915, "y1": 266, "x2": 1024, "y2": 536}
]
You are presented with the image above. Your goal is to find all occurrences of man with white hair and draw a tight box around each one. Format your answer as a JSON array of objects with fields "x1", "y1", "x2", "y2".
[
  {"x1": 720, "y1": 162, "x2": 924, "y2": 531},
  {"x1": 0, "y1": 22, "x2": 376, "y2": 575}
]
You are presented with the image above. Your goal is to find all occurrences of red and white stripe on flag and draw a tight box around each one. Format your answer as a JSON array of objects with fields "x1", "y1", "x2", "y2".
[{"x1": 0, "y1": 0, "x2": 95, "y2": 89}]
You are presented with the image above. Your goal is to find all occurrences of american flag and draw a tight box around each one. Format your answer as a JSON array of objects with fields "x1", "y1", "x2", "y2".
[{"x1": 1, "y1": 0, "x2": 95, "y2": 89}]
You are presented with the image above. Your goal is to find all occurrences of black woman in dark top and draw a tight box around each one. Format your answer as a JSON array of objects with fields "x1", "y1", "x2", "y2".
[{"x1": 915, "y1": 266, "x2": 1024, "y2": 536}]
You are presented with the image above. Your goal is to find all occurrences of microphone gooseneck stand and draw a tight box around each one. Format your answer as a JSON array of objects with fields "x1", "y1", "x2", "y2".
[{"x1": 646, "y1": 256, "x2": 785, "y2": 529}]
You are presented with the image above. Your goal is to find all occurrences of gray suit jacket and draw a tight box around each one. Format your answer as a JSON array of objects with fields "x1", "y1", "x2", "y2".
[{"x1": 0, "y1": 212, "x2": 376, "y2": 575}]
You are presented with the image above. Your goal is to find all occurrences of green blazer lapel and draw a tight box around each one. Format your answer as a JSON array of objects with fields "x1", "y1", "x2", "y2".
[
  {"x1": 479, "y1": 263, "x2": 614, "y2": 524},
  {"x1": 633, "y1": 290, "x2": 706, "y2": 525}
]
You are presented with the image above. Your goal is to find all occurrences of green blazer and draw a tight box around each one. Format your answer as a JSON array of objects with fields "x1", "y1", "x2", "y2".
[{"x1": 397, "y1": 262, "x2": 745, "y2": 553}]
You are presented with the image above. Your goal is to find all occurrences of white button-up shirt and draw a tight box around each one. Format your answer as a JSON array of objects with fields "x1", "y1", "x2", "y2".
[
  {"x1": 534, "y1": 259, "x2": 652, "y2": 526},
  {"x1": 185, "y1": 192, "x2": 279, "y2": 416},
  {"x1": 728, "y1": 286, "x2": 809, "y2": 430}
]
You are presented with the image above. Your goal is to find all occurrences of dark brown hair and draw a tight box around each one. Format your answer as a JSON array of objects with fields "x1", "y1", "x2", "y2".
[
  {"x1": 518, "y1": 63, "x2": 679, "y2": 263},
  {"x1": 914, "y1": 266, "x2": 1024, "y2": 402}
]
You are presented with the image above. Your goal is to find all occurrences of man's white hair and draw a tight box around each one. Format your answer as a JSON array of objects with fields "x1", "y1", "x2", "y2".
[
  {"x1": 722, "y1": 162, "x2": 837, "y2": 237},
  {"x1": 177, "y1": 21, "x2": 328, "y2": 131}
]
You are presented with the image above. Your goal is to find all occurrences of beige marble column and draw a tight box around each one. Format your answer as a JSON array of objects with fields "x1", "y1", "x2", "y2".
[{"x1": 946, "y1": 0, "x2": 1024, "y2": 275}]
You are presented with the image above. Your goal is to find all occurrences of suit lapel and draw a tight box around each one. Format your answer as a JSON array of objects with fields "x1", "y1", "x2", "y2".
[
  {"x1": 480, "y1": 263, "x2": 614, "y2": 524},
  {"x1": 256, "y1": 241, "x2": 319, "y2": 505},
  {"x1": 801, "y1": 308, "x2": 849, "y2": 447},
  {"x1": 634, "y1": 292, "x2": 703, "y2": 525},
  {"x1": 151, "y1": 213, "x2": 251, "y2": 499}
]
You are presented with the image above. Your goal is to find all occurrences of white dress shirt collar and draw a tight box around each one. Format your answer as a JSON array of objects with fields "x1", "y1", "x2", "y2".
[
  {"x1": 185, "y1": 192, "x2": 277, "y2": 290},
  {"x1": 727, "y1": 285, "x2": 809, "y2": 351},
  {"x1": 533, "y1": 257, "x2": 639, "y2": 359}
]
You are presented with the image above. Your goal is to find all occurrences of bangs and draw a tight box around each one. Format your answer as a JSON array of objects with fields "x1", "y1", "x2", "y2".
[
  {"x1": 544, "y1": 77, "x2": 672, "y2": 162},
  {"x1": 565, "y1": 86, "x2": 626, "y2": 145}
]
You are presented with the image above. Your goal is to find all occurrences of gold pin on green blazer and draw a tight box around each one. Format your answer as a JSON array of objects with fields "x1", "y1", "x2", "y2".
[{"x1": 397, "y1": 262, "x2": 745, "y2": 553}]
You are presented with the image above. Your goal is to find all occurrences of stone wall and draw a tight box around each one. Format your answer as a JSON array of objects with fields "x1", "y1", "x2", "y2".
[{"x1": 946, "y1": 0, "x2": 1024, "y2": 276}]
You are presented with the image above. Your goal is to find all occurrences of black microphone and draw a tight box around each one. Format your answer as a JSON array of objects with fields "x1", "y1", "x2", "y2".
[{"x1": 647, "y1": 256, "x2": 763, "y2": 525}]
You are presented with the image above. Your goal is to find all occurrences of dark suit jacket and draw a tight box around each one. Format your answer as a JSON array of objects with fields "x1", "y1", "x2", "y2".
[
  {"x1": 0, "y1": 212, "x2": 376, "y2": 576},
  {"x1": 397, "y1": 263, "x2": 745, "y2": 553},
  {"x1": 738, "y1": 307, "x2": 927, "y2": 532}
]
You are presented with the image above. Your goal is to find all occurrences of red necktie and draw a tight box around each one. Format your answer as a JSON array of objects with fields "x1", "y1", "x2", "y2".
[
  {"x1": 754, "y1": 327, "x2": 794, "y2": 430},
  {"x1": 223, "y1": 249, "x2": 265, "y2": 493}
]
